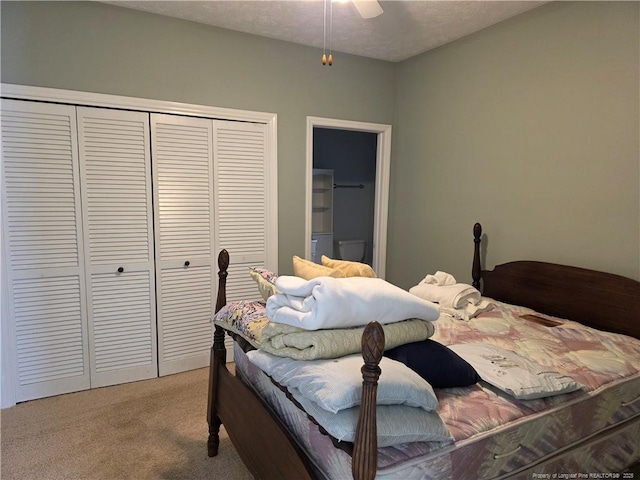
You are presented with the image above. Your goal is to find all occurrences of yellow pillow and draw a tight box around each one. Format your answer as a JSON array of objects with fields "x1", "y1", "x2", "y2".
[
  {"x1": 293, "y1": 255, "x2": 346, "y2": 280},
  {"x1": 321, "y1": 255, "x2": 377, "y2": 278}
]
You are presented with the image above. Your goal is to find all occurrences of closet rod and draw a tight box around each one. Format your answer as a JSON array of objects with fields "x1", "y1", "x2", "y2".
[{"x1": 334, "y1": 183, "x2": 364, "y2": 189}]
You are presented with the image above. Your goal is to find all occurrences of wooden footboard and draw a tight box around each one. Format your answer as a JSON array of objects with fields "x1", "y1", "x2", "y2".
[
  {"x1": 353, "y1": 321, "x2": 384, "y2": 480},
  {"x1": 207, "y1": 249, "x2": 316, "y2": 478},
  {"x1": 207, "y1": 250, "x2": 228, "y2": 458},
  {"x1": 206, "y1": 249, "x2": 384, "y2": 480},
  {"x1": 208, "y1": 226, "x2": 640, "y2": 479},
  {"x1": 208, "y1": 328, "x2": 315, "y2": 478}
]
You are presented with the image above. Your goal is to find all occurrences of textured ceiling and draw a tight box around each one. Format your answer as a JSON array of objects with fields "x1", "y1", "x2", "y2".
[{"x1": 102, "y1": 1, "x2": 548, "y2": 62}]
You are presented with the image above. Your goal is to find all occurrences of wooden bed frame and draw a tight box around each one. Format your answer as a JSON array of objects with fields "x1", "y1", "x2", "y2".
[{"x1": 207, "y1": 222, "x2": 640, "y2": 480}]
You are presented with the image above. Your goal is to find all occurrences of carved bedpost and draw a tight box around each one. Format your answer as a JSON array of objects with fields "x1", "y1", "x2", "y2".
[
  {"x1": 214, "y1": 249, "x2": 229, "y2": 315},
  {"x1": 472, "y1": 223, "x2": 482, "y2": 291},
  {"x1": 352, "y1": 321, "x2": 385, "y2": 480},
  {"x1": 207, "y1": 249, "x2": 230, "y2": 457}
]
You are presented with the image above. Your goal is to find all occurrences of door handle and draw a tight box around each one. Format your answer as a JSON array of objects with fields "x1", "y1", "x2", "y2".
[
  {"x1": 184, "y1": 261, "x2": 190, "y2": 267},
  {"x1": 117, "y1": 267, "x2": 124, "y2": 273}
]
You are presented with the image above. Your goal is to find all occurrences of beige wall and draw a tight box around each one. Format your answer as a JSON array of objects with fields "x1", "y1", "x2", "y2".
[
  {"x1": 2, "y1": 1, "x2": 639, "y2": 285},
  {"x1": 0, "y1": 0, "x2": 396, "y2": 275},
  {"x1": 389, "y1": 1, "x2": 640, "y2": 286}
]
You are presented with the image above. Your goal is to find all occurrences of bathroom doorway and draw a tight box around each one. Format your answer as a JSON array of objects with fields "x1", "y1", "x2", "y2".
[{"x1": 305, "y1": 117, "x2": 391, "y2": 278}]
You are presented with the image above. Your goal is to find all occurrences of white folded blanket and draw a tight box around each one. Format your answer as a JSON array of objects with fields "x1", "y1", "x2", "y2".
[
  {"x1": 421, "y1": 271, "x2": 456, "y2": 286},
  {"x1": 409, "y1": 282, "x2": 481, "y2": 309},
  {"x1": 266, "y1": 276, "x2": 440, "y2": 331}
]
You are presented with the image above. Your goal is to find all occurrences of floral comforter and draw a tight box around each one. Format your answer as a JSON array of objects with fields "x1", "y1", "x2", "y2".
[{"x1": 234, "y1": 300, "x2": 640, "y2": 479}]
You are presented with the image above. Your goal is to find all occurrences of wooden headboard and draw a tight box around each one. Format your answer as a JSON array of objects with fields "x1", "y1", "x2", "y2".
[{"x1": 471, "y1": 223, "x2": 640, "y2": 339}]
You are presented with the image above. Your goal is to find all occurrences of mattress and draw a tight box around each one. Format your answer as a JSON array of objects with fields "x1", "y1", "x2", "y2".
[{"x1": 233, "y1": 300, "x2": 640, "y2": 479}]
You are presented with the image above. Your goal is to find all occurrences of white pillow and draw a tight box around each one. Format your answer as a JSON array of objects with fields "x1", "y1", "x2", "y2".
[
  {"x1": 246, "y1": 350, "x2": 439, "y2": 413},
  {"x1": 448, "y1": 343, "x2": 584, "y2": 400},
  {"x1": 293, "y1": 392, "x2": 453, "y2": 447}
]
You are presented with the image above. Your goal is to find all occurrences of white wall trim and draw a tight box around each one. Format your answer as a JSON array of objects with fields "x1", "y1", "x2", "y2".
[
  {"x1": 266, "y1": 115, "x2": 279, "y2": 272},
  {"x1": 1, "y1": 83, "x2": 277, "y2": 123},
  {"x1": 1, "y1": 100, "x2": 17, "y2": 409},
  {"x1": 305, "y1": 116, "x2": 391, "y2": 278},
  {"x1": 1, "y1": 202, "x2": 16, "y2": 409}
]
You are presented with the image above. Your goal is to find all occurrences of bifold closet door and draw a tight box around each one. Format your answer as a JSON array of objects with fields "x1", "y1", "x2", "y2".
[
  {"x1": 213, "y1": 121, "x2": 271, "y2": 358},
  {"x1": 151, "y1": 114, "x2": 215, "y2": 376},
  {"x1": 1, "y1": 99, "x2": 91, "y2": 401},
  {"x1": 77, "y1": 107, "x2": 158, "y2": 388},
  {"x1": 213, "y1": 120, "x2": 270, "y2": 303}
]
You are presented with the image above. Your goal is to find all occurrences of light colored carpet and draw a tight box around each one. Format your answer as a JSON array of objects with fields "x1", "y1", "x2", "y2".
[{"x1": 0, "y1": 367, "x2": 253, "y2": 480}]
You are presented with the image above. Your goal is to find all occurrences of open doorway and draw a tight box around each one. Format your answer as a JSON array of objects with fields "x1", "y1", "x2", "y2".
[
  {"x1": 305, "y1": 117, "x2": 391, "y2": 278},
  {"x1": 312, "y1": 128, "x2": 376, "y2": 266}
]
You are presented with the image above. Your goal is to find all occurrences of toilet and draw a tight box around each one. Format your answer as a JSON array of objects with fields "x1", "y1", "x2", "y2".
[{"x1": 335, "y1": 239, "x2": 367, "y2": 262}]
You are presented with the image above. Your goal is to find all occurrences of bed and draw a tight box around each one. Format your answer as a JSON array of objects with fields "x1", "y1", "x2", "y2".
[{"x1": 206, "y1": 222, "x2": 640, "y2": 479}]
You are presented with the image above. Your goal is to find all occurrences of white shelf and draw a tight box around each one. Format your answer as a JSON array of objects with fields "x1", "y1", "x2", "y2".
[{"x1": 312, "y1": 169, "x2": 334, "y2": 234}]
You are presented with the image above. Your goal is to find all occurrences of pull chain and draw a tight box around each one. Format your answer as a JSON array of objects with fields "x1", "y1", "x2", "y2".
[
  {"x1": 328, "y1": 0, "x2": 333, "y2": 65},
  {"x1": 322, "y1": 0, "x2": 333, "y2": 66},
  {"x1": 322, "y1": 0, "x2": 327, "y2": 65}
]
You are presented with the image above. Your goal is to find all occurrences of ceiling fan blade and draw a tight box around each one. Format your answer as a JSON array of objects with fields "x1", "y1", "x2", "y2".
[{"x1": 351, "y1": 0, "x2": 383, "y2": 19}]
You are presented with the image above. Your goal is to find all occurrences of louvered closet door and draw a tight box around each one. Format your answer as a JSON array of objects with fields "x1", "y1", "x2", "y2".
[
  {"x1": 151, "y1": 114, "x2": 215, "y2": 376},
  {"x1": 213, "y1": 121, "x2": 271, "y2": 358},
  {"x1": 213, "y1": 120, "x2": 270, "y2": 305},
  {"x1": 77, "y1": 107, "x2": 158, "y2": 388},
  {"x1": 1, "y1": 100, "x2": 91, "y2": 401}
]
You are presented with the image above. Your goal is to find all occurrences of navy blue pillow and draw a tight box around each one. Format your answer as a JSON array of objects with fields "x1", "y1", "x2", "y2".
[{"x1": 384, "y1": 339, "x2": 480, "y2": 388}]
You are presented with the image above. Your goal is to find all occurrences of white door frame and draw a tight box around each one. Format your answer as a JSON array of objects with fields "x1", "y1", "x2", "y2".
[{"x1": 305, "y1": 117, "x2": 391, "y2": 279}]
